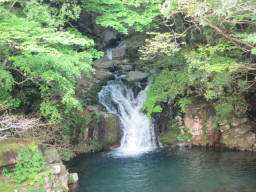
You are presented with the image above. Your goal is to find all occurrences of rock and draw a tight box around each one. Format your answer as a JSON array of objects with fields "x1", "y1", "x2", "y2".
[
  {"x1": 95, "y1": 70, "x2": 113, "y2": 80},
  {"x1": 79, "y1": 106, "x2": 121, "y2": 151},
  {"x1": 121, "y1": 59, "x2": 129, "y2": 64},
  {"x1": 175, "y1": 116, "x2": 183, "y2": 126},
  {"x1": 93, "y1": 56, "x2": 113, "y2": 70},
  {"x1": 94, "y1": 57, "x2": 124, "y2": 70},
  {"x1": 68, "y1": 173, "x2": 79, "y2": 184},
  {"x1": 0, "y1": 139, "x2": 27, "y2": 168},
  {"x1": 220, "y1": 124, "x2": 231, "y2": 133},
  {"x1": 78, "y1": 10, "x2": 121, "y2": 49},
  {"x1": 125, "y1": 71, "x2": 149, "y2": 82},
  {"x1": 46, "y1": 163, "x2": 69, "y2": 191},
  {"x1": 94, "y1": 60, "x2": 114, "y2": 70},
  {"x1": 101, "y1": 113, "x2": 121, "y2": 147},
  {"x1": 119, "y1": 65, "x2": 133, "y2": 72},
  {"x1": 230, "y1": 117, "x2": 248, "y2": 127},
  {"x1": 184, "y1": 101, "x2": 217, "y2": 145},
  {"x1": 184, "y1": 115, "x2": 203, "y2": 137},
  {"x1": 222, "y1": 131, "x2": 256, "y2": 151},
  {"x1": 111, "y1": 46, "x2": 126, "y2": 60},
  {"x1": 100, "y1": 29, "x2": 119, "y2": 47},
  {"x1": 43, "y1": 148, "x2": 61, "y2": 164},
  {"x1": 52, "y1": 164, "x2": 62, "y2": 175}
]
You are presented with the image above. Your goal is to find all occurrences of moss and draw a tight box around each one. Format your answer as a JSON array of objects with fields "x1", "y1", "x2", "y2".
[
  {"x1": 159, "y1": 122, "x2": 180, "y2": 146},
  {"x1": 101, "y1": 114, "x2": 121, "y2": 148},
  {"x1": 0, "y1": 138, "x2": 30, "y2": 168},
  {"x1": 0, "y1": 174, "x2": 46, "y2": 192},
  {"x1": 85, "y1": 81, "x2": 105, "y2": 104}
]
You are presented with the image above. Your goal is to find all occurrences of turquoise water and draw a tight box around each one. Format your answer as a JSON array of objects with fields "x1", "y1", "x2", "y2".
[{"x1": 69, "y1": 148, "x2": 256, "y2": 192}]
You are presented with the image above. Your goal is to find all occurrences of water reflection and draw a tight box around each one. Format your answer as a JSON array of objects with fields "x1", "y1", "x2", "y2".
[{"x1": 68, "y1": 148, "x2": 256, "y2": 192}]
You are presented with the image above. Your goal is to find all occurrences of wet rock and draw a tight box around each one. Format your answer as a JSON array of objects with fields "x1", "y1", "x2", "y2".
[
  {"x1": 95, "y1": 70, "x2": 113, "y2": 80},
  {"x1": 79, "y1": 106, "x2": 121, "y2": 151},
  {"x1": 94, "y1": 59, "x2": 114, "y2": 70},
  {"x1": 119, "y1": 65, "x2": 133, "y2": 73},
  {"x1": 68, "y1": 173, "x2": 79, "y2": 184},
  {"x1": 94, "y1": 56, "x2": 124, "y2": 70},
  {"x1": 111, "y1": 46, "x2": 126, "y2": 60},
  {"x1": 125, "y1": 71, "x2": 149, "y2": 82}
]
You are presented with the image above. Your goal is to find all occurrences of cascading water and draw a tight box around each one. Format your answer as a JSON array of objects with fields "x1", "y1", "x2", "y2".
[{"x1": 98, "y1": 76, "x2": 158, "y2": 155}]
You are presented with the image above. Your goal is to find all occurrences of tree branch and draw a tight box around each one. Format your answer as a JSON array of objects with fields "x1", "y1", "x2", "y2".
[
  {"x1": 207, "y1": 22, "x2": 256, "y2": 50},
  {"x1": 224, "y1": 20, "x2": 256, "y2": 26}
]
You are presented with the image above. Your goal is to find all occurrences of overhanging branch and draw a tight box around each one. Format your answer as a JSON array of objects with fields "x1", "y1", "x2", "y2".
[{"x1": 207, "y1": 22, "x2": 256, "y2": 50}]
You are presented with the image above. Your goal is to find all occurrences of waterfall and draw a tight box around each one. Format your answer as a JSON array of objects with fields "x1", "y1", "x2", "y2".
[{"x1": 98, "y1": 77, "x2": 158, "y2": 155}]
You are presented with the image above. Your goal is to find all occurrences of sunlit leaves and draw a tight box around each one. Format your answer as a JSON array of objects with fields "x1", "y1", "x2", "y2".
[
  {"x1": 139, "y1": 32, "x2": 181, "y2": 60},
  {"x1": 0, "y1": 1, "x2": 101, "y2": 121},
  {"x1": 81, "y1": 0, "x2": 161, "y2": 34}
]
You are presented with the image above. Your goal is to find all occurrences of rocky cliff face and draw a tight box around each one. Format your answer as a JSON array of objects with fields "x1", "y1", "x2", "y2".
[{"x1": 159, "y1": 99, "x2": 256, "y2": 152}]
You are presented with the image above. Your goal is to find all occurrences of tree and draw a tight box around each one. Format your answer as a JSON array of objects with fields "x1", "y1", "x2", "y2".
[
  {"x1": 81, "y1": 0, "x2": 162, "y2": 34},
  {"x1": 0, "y1": 1, "x2": 102, "y2": 122}
]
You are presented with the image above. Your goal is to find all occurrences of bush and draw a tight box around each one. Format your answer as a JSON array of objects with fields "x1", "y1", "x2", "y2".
[{"x1": 2, "y1": 143, "x2": 46, "y2": 183}]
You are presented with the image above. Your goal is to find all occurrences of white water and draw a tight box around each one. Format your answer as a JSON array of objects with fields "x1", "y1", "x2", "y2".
[{"x1": 98, "y1": 77, "x2": 158, "y2": 155}]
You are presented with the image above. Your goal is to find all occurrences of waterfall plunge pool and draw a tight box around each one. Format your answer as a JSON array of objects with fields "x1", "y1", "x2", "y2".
[
  {"x1": 68, "y1": 148, "x2": 256, "y2": 192},
  {"x1": 69, "y1": 75, "x2": 256, "y2": 192}
]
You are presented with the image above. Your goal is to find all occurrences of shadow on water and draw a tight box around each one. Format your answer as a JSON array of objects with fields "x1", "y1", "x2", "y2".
[{"x1": 67, "y1": 147, "x2": 256, "y2": 192}]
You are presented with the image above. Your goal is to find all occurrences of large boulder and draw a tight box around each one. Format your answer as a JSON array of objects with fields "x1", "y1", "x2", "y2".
[
  {"x1": 93, "y1": 56, "x2": 122, "y2": 70},
  {"x1": 95, "y1": 70, "x2": 113, "y2": 80},
  {"x1": 109, "y1": 45, "x2": 126, "y2": 60},
  {"x1": 125, "y1": 71, "x2": 149, "y2": 82},
  {"x1": 43, "y1": 148, "x2": 61, "y2": 164},
  {"x1": 0, "y1": 139, "x2": 29, "y2": 168},
  {"x1": 78, "y1": 10, "x2": 120, "y2": 49},
  {"x1": 100, "y1": 29, "x2": 120, "y2": 47},
  {"x1": 68, "y1": 173, "x2": 79, "y2": 185},
  {"x1": 78, "y1": 106, "x2": 121, "y2": 151}
]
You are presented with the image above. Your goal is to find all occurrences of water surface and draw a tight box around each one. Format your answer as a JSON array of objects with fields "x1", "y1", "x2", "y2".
[{"x1": 69, "y1": 148, "x2": 256, "y2": 192}]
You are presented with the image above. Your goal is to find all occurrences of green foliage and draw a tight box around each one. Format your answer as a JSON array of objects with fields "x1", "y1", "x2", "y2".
[
  {"x1": 0, "y1": 1, "x2": 103, "y2": 121},
  {"x1": 180, "y1": 134, "x2": 191, "y2": 142},
  {"x1": 179, "y1": 98, "x2": 192, "y2": 113},
  {"x1": 139, "y1": 32, "x2": 181, "y2": 60},
  {"x1": 23, "y1": 0, "x2": 81, "y2": 28},
  {"x1": 81, "y1": 0, "x2": 161, "y2": 34},
  {"x1": 144, "y1": 68, "x2": 190, "y2": 117},
  {"x1": 159, "y1": 137, "x2": 173, "y2": 145},
  {"x1": 59, "y1": 148, "x2": 75, "y2": 161},
  {"x1": 161, "y1": 0, "x2": 256, "y2": 52},
  {"x1": 144, "y1": 43, "x2": 249, "y2": 120},
  {"x1": 2, "y1": 143, "x2": 46, "y2": 184}
]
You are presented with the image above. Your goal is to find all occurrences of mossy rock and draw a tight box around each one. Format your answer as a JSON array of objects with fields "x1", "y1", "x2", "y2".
[
  {"x1": 101, "y1": 113, "x2": 121, "y2": 148},
  {"x1": 80, "y1": 106, "x2": 121, "y2": 151},
  {"x1": 0, "y1": 138, "x2": 30, "y2": 168}
]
